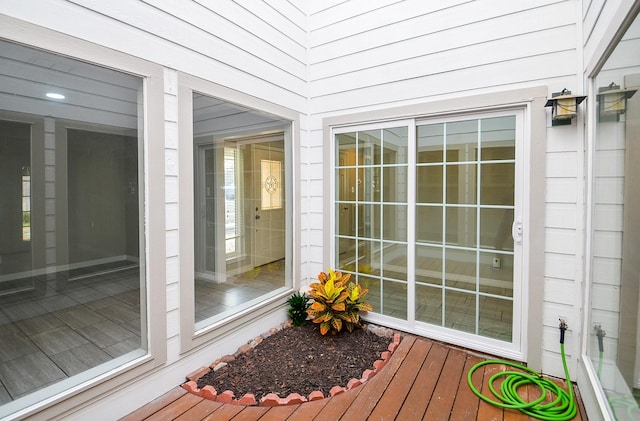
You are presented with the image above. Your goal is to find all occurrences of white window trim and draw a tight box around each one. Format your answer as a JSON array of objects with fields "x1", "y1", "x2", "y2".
[
  {"x1": 323, "y1": 86, "x2": 548, "y2": 369},
  {"x1": 177, "y1": 72, "x2": 301, "y2": 352},
  {"x1": 0, "y1": 16, "x2": 166, "y2": 420}
]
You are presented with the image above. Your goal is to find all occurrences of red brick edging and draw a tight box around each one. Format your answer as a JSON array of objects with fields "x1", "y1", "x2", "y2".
[{"x1": 181, "y1": 323, "x2": 402, "y2": 406}]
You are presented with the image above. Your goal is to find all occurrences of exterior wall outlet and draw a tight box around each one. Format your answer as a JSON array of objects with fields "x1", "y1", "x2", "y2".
[{"x1": 492, "y1": 257, "x2": 501, "y2": 269}]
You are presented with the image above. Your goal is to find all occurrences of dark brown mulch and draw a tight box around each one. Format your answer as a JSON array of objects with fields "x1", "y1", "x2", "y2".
[{"x1": 195, "y1": 323, "x2": 392, "y2": 401}]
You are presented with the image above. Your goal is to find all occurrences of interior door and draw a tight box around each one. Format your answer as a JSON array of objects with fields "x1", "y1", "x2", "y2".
[{"x1": 252, "y1": 140, "x2": 285, "y2": 267}]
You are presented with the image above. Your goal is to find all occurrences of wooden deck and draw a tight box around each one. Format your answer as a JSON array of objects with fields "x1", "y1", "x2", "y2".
[{"x1": 121, "y1": 336, "x2": 588, "y2": 421}]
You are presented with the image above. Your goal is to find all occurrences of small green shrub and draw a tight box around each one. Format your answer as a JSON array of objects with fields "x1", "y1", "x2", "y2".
[
  {"x1": 306, "y1": 269, "x2": 373, "y2": 335},
  {"x1": 286, "y1": 291, "x2": 310, "y2": 326}
]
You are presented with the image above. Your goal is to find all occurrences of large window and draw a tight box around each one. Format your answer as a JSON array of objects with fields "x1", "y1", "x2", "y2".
[
  {"x1": 587, "y1": 10, "x2": 640, "y2": 419},
  {"x1": 0, "y1": 39, "x2": 146, "y2": 416},
  {"x1": 191, "y1": 92, "x2": 292, "y2": 330},
  {"x1": 333, "y1": 110, "x2": 526, "y2": 359}
]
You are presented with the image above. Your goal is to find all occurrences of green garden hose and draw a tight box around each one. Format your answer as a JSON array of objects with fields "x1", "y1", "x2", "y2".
[{"x1": 467, "y1": 320, "x2": 577, "y2": 421}]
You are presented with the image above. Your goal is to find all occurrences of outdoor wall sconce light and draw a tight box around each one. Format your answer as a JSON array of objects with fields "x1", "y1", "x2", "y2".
[
  {"x1": 597, "y1": 82, "x2": 637, "y2": 122},
  {"x1": 544, "y1": 88, "x2": 586, "y2": 126}
]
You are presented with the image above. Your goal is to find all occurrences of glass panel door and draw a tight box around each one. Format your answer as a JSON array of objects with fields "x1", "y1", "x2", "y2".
[
  {"x1": 334, "y1": 112, "x2": 522, "y2": 355},
  {"x1": 416, "y1": 116, "x2": 516, "y2": 342},
  {"x1": 335, "y1": 127, "x2": 409, "y2": 320}
]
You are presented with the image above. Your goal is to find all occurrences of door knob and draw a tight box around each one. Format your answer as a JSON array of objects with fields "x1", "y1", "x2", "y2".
[{"x1": 255, "y1": 215, "x2": 260, "y2": 219}]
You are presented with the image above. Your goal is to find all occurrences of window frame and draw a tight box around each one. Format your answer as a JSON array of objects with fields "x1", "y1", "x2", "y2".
[
  {"x1": 323, "y1": 86, "x2": 547, "y2": 368},
  {"x1": 0, "y1": 16, "x2": 166, "y2": 420},
  {"x1": 580, "y1": 3, "x2": 640, "y2": 420},
  {"x1": 177, "y1": 72, "x2": 300, "y2": 352}
]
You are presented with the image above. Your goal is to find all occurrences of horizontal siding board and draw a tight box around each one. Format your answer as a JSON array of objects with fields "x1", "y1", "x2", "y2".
[
  {"x1": 545, "y1": 228, "x2": 576, "y2": 255},
  {"x1": 144, "y1": 0, "x2": 307, "y2": 73},
  {"x1": 545, "y1": 203, "x2": 578, "y2": 229},
  {"x1": 582, "y1": 0, "x2": 605, "y2": 46},
  {"x1": 219, "y1": 0, "x2": 307, "y2": 55},
  {"x1": 546, "y1": 151, "x2": 579, "y2": 178},
  {"x1": 310, "y1": 0, "x2": 567, "y2": 52},
  {"x1": 592, "y1": 230, "x2": 623, "y2": 259},
  {"x1": 71, "y1": 0, "x2": 306, "y2": 90},
  {"x1": 0, "y1": 40, "x2": 140, "y2": 89},
  {"x1": 309, "y1": 0, "x2": 413, "y2": 33},
  {"x1": 310, "y1": 50, "x2": 576, "y2": 113},
  {"x1": 2, "y1": 0, "x2": 306, "y2": 111},
  {"x1": 594, "y1": 150, "x2": 625, "y2": 177},
  {"x1": 308, "y1": 0, "x2": 348, "y2": 16},
  {"x1": 592, "y1": 257, "x2": 622, "y2": 285},
  {"x1": 311, "y1": 25, "x2": 576, "y2": 92},
  {"x1": 594, "y1": 177, "x2": 624, "y2": 204},
  {"x1": 593, "y1": 203, "x2": 624, "y2": 231},
  {"x1": 546, "y1": 178, "x2": 578, "y2": 203},
  {"x1": 311, "y1": 1, "x2": 574, "y2": 73},
  {"x1": 544, "y1": 277, "x2": 578, "y2": 305},
  {"x1": 591, "y1": 282, "x2": 621, "y2": 311},
  {"x1": 545, "y1": 252, "x2": 576, "y2": 280},
  {"x1": 263, "y1": 0, "x2": 306, "y2": 32}
]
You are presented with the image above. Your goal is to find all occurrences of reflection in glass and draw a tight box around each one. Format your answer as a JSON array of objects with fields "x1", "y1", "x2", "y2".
[
  {"x1": 417, "y1": 123, "x2": 444, "y2": 163},
  {"x1": 382, "y1": 243, "x2": 407, "y2": 281},
  {"x1": 193, "y1": 93, "x2": 290, "y2": 327},
  {"x1": 416, "y1": 284, "x2": 442, "y2": 324},
  {"x1": 444, "y1": 289, "x2": 475, "y2": 334},
  {"x1": 446, "y1": 120, "x2": 477, "y2": 161},
  {"x1": 480, "y1": 162, "x2": 514, "y2": 206},
  {"x1": 0, "y1": 39, "x2": 144, "y2": 411},
  {"x1": 335, "y1": 126, "x2": 409, "y2": 322},
  {"x1": 416, "y1": 165, "x2": 443, "y2": 203},
  {"x1": 416, "y1": 205, "x2": 442, "y2": 244},
  {"x1": 480, "y1": 208, "x2": 514, "y2": 251},
  {"x1": 383, "y1": 204, "x2": 407, "y2": 242},
  {"x1": 588, "y1": 11, "x2": 640, "y2": 420},
  {"x1": 479, "y1": 252, "x2": 513, "y2": 296},
  {"x1": 479, "y1": 296, "x2": 512, "y2": 341},
  {"x1": 446, "y1": 164, "x2": 477, "y2": 204},
  {"x1": 416, "y1": 245, "x2": 443, "y2": 285},
  {"x1": 444, "y1": 248, "x2": 477, "y2": 292},
  {"x1": 446, "y1": 206, "x2": 476, "y2": 247},
  {"x1": 414, "y1": 117, "x2": 516, "y2": 341}
]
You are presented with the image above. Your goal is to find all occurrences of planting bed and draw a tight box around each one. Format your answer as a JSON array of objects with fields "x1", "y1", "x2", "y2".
[{"x1": 184, "y1": 322, "x2": 398, "y2": 406}]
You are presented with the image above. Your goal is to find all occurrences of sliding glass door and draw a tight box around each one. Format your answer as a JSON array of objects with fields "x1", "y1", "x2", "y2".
[{"x1": 334, "y1": 111, "x2": 524, "y2": 356}]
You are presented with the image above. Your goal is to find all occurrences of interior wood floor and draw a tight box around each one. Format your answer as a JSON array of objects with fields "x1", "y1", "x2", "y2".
[
  {"x1": 0, "y1": 263, "x2": 141, "y2": 403},
  {"x1": 121, "y1": 335, "x2": 587, "y2": 421}
]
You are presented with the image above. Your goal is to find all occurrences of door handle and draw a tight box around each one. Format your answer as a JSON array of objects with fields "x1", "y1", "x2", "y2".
[
  {"x1": 255, "y1": 215, "x2": 260, "y2": 220},
  {"x1": 512, "y1": 218, "x2": 523, "y2": 244}
]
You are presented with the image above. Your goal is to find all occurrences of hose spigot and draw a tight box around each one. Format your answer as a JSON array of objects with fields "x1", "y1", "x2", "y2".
[
  {"x1": 559, "y1": 318, "x2": 568, "y2": 344},
  {"x1": 595, "y1": 324, "x2": 606, "y2": 353}
]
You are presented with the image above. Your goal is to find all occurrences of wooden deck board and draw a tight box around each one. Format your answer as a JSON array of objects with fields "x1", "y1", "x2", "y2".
[
  {"x1": 174, "y1": 399, "x2": 222, "y2": 421},
  {"x1": 145, "y1": 392, "x2": 203, "y2": 421},
  {"x1": 120, "y1": 386, "x2": 188, "y2": 421},
  {"x1": 230, "y1": 405, "x2": 270, "y2": 420},
  {"x1": 283, "y1": 397, "x2": 328, "y2": 420},
  {"x1": 449, "y1": 354, "x2": 483, "y2": 421},
  {"x1": 120, "y1": 336, "x2": 587, "y2": 421},
  {"x1": 339, "y1": 336, "x2": 417, "y2": 420},
  {"x1": 422, "y1": 347, "x2": 468, "y2": 420},
  {"x1": 368, "y1": 338, "x2": 432, "y2": 420},
  {"x1": 395, "y1": 341, "x2": 450, "y2": 420}
]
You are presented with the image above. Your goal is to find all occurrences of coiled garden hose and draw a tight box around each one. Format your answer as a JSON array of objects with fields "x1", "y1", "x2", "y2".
[{"x1": 467, "y1": 320, "x2": 577, "y2": 421}]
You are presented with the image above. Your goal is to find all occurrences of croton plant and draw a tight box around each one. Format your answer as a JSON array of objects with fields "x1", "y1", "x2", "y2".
[{"x1": 306, "y1": 269, "x2": 373, "y2": 335}]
